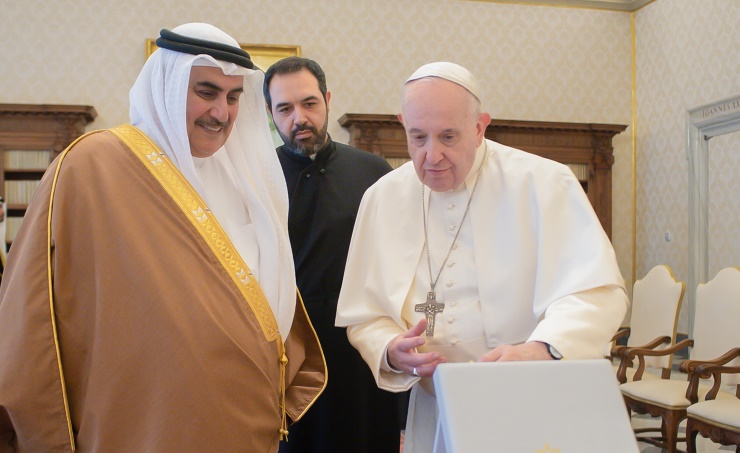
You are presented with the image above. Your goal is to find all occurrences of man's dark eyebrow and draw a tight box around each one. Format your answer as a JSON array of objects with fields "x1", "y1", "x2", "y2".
[
  {"x1": 195, "y1": 81, "x2": 223, "y2": 91},
  {"x1": 194, "y1": 81, "x2": 244, "y2": 94},
  {"x1": 274, "y1": 95, "x2": 320, "y2": 110}
]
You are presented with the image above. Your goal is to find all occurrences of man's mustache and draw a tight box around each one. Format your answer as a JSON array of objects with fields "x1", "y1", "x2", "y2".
[
  {"x1": 196, "y1": 118, "x2": 230, "y2": 129},
  {"x1": 290, "y1": 124, "x2": 317, "y2": 140}
]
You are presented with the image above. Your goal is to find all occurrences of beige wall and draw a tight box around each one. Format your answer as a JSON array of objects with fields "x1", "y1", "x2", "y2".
[
  {"x1": 635, "y1": 0, "x2": 739, "y2": 333},
  {"x1": 1, "y1": 0, "x2": 737, "y2": 333}
]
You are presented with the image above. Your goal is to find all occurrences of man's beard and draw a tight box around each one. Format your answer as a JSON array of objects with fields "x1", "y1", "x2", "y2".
[{"x1": 278, "y1": 120, "x2": 329, "y2": 157}]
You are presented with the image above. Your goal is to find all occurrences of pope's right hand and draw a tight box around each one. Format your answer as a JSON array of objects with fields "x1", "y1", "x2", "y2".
[{"x1": 386, "y1": 319, "x2": 446, "y2": 378}]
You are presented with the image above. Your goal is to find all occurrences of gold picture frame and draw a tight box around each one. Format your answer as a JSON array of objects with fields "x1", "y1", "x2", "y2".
[{"x1": 145, "y1": 39, "x2": 301, "y2": 71}]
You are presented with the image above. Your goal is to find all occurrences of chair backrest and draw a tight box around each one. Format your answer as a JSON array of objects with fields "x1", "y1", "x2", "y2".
[
  {"x1": 691, "y1": 266, "x2": 740, "y2": 386},
  {"x1": 628, "y1": 265, "x2": 685, "y2": 369}
]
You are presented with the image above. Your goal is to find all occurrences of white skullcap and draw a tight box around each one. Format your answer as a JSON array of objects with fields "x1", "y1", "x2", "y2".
[{"x1": 405, "y1": 62, "x2": 481, "y2": 102}]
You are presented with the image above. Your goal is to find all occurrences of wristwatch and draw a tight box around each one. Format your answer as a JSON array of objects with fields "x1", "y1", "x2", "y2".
[{"x1": 544, "y1": 342, "x2": 563, "y2": 360}]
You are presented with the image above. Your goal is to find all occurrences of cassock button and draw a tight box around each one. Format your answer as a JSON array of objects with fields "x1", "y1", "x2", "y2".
[
  {"x1": 448, "y1": 203, "x2": 455, "y2": 210},
  {"x1": 320, "y1": 168, "x2": 326, "y2": 174},
  {"x1": 446, "y1": 281, "x2": 454, "y2": 288},
  {"x1": 447, "y1": 317, "x2": 456, "y2": 324},
  {"x1": 449, "y1": 301, "x2": 458, "y2": 307},
  {"x1": 450, "y1": 339, "x2": 461, "y2": 345},
  {"x1": 447, "y1": 262, "x2": 455, "y2": 268},
  {"x1": 305, "y1": 173, "x2": 311, "y2": 179},
  {"x1": 448, "y1": 225, "x2": 456, "y2": 232}
]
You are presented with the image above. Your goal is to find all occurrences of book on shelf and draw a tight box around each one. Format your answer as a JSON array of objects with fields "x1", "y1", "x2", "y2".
[
  {"x1": 3, "y1": 149, "x2": 52, "y2": 170},
  {"x1": 5, "y1": 217, "x2": 24, "y2": 244},
  {"x1": 4, "y1": 180, "x2": 41, "y2": 205}
]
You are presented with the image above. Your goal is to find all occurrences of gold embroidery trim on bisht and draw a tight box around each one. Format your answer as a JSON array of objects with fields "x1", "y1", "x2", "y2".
[{"x1": 110, "y1": 124, "x2": 279, "y2": 342}]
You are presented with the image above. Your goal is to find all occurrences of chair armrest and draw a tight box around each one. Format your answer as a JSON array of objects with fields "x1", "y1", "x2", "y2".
[
  {"x1": 614, "y1": 335, "x2": 672, "y2": 383},
  {"x1": 619, "y1": 338, "x2": 694, "y2": 383},
  {"x1": 699, "y1": 364, "x2": 740, "y2": 400},
  {"x1": 611, "y1": 328, "x2": 630, "y2": 343},
  {"x1": 633, "y1": 335, "x2": 673, "y2": 351},
  {"x1": 609, "y1": 328, "x2": 632, "y2": 358},
  {"x1": 680, "y1": 347, "x2": 740, "y2": 374},
  {"x1": 684, "y1": 356, "x2": 740, "y2": 403},
  {"x1": 625, "y1": 337, "x2": 692, "y2": 360}
]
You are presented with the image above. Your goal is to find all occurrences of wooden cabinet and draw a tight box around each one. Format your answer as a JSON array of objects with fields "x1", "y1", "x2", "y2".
[
  {"x1": 338, "y1": 113, "x2": 626, "y2": 238},
  {"x1": 0, "y1": 104, "x2": 97, "y2": 248}
]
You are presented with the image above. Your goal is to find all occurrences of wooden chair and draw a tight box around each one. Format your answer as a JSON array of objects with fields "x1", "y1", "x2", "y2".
[
  {"x1": 618, "y1": 267, "x2": 740, "y2": 453},
  {"x1": 611, "y1": 265, "x2": 685, "y2": 384},
  {"x1": 685, "y1": 358, "x2": 740, "y2": 452},
  {"x1": 683, "y1": 267, "x2": 740, "y2": 452}
]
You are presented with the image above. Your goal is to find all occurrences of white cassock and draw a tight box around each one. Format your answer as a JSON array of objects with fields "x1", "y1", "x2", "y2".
[{"x1": 335, "y1": 139, "x2": 629, "y2": 453}]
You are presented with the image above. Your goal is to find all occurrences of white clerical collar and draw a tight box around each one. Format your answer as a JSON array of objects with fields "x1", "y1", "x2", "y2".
[{"x1": 455, "y1": 140, "x2": 487, "y2": 192}]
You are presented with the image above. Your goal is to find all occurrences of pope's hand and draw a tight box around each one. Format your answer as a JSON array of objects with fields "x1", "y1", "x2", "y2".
[
  {"x1": 387, "y1": 319, "x2": 446, "y2": 378},
  {"x1": 478, "y1": 341, "x2": 551, "y2": 362}
]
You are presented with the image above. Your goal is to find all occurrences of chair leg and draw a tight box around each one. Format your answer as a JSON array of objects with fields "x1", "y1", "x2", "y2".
[
  {"x1": 663, "y1": 411, "x2": 686, "y2": 453},
  {"x1": 661, "y1": 418, "x2": 668, "y2": 441},
  {"x1": 685, "y1": 418, "x2": 698, "y2": 453}
]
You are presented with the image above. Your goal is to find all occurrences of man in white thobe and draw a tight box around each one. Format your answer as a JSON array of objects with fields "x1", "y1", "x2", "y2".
[{"x1": 335, "y1": 62, "x2": 629, "y2": 452}]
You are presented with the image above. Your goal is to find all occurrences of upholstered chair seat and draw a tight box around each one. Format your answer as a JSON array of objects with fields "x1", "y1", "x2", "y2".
[
  {"x1": 621, "y1": 379, "x2": 734, "y2": 409},
  {"x1": 688, "y1": 399, "x2": 740, "y2": 429}
]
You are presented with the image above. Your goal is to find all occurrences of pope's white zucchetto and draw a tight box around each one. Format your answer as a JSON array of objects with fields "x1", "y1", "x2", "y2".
[{"x1": 405, "y1": 62, "x2": 481, "y2": 102}]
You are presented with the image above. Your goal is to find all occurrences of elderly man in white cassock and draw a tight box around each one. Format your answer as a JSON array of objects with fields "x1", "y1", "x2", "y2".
[
  {"x1": 335, "y1": 62, "x2": 629, "y2": 452},
  {"x1": 0, "y1": 23, "x2": 325, "y2": 452}
]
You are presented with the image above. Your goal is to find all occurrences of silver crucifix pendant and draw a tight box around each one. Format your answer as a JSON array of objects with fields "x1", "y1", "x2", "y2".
[{"x1": 415, "y1": 291, "x2": 445, "y2": 336}]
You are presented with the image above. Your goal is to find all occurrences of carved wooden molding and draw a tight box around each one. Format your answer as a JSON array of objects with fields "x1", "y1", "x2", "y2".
[
  {"x1": 338, "y1": 113, "x2": 626, "y2": 238},
  {"x1": 339, "y1": 113, "x2": 408, "y2": 159},
  {"x1": 688, "y1": 417, "x2": 740, "y2": 449},
  {"x1": 0, "y1": 104, "x2": 97, "y2": 156},
  {"x1": 0, "y1": 103, "x2": 97, "y2": 218}
]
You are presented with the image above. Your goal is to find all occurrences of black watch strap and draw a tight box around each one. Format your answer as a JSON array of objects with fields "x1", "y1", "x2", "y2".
[{"x1": 544, "y1": 343, "x2": 563, "y2": 360}]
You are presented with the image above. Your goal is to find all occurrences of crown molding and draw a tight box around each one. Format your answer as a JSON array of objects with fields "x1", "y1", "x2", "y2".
[{"x1": 462, "y1": 0, "x2": 656, "y2": 12}]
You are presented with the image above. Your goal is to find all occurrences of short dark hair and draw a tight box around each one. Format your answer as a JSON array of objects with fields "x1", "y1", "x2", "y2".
[{"x1": 263, "y1": 57, "x2": 328, "y2": 111}]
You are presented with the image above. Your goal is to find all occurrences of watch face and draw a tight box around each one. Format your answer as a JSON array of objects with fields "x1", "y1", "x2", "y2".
[{"x1": 548, "y1": 344, "x2": 563, "y2": 360}]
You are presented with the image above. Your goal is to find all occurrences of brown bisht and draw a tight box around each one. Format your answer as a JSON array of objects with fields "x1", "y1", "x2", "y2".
[{"x1": 0, "y1": 125, "x2": 326, "y2": 452}]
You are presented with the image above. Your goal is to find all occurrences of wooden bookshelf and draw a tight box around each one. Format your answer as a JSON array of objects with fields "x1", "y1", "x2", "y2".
[{"x1": 0, "y1": 104, "x2": 97, "y2": 248}]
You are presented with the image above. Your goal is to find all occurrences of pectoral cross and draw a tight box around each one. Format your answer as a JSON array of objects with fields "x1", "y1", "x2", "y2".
[{"x1": 415, "y1": 291, "x2": 445, "y2": 336}]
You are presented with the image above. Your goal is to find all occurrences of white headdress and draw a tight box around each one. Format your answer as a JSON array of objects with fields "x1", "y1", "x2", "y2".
[{"x1": 129, "y1": 23, "x2": 296, "y2": 339}]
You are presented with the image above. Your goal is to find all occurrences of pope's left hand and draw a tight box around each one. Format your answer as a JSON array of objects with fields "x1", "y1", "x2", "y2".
[{"x1": 478, "y1": 341, "x2": 552, "y2": 362}]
